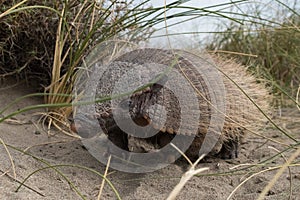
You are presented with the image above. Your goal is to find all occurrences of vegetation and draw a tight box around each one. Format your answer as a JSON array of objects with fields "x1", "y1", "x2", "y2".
[
  {"x1": 206, "y1": 4, "x2": 300, "y2": 103},
  {"x1": 0, "y1": 0, "x2": 155, "y2": 131}
]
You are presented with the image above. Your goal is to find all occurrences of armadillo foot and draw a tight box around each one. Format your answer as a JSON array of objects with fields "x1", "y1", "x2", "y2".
[{"x1": 217, "y1": 138, "x2": 239, "y2": 159}]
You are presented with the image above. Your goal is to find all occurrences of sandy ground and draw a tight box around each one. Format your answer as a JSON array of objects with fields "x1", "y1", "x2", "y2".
[{"x1": 0, "y1": 79, "x2": 300, "y2": 200}]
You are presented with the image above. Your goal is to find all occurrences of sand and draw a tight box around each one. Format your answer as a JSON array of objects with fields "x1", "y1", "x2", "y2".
[{"x1": 0, "y1": 79, "x2": 299, "y2": 200}]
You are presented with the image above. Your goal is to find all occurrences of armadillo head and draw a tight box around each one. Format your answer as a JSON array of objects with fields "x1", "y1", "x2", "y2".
[{"x1": 114, "y1": 75, "x2": 169, "y2": 130}]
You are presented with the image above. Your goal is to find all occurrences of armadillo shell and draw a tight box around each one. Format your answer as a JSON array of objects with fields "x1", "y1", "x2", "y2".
[
  {"x1": 95, "y1": 48, "x2": 223, "y2": 138},
  {"x1": 95, "y1": 48, "x2": 270, "y2": 153}
]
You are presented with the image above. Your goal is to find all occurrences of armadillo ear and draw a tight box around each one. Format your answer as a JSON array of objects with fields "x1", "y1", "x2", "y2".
[{"x1": 151, "y1": 73, "x2": 168, "y2": 93}]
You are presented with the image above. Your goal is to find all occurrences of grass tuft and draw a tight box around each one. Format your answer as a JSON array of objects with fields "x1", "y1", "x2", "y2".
[{"x1": 206, "y1": 2, "x2": 300, "y2": 104}]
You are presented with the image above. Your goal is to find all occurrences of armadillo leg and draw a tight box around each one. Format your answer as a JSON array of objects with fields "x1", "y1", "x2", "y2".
[{"x1": 217, "y1": 137, "x2": 239, "y2": 159}]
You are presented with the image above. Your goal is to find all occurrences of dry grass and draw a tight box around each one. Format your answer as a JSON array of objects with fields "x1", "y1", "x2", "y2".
[{"x1": 206, "y1": 12, "x2": 300, "y2": 103}]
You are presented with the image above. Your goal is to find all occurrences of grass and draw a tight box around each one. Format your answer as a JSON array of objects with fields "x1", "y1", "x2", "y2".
[
  {"x1": 206, "y1": 2, "x2": 300, "y2": 105},
  {"x1": 1, "y1": 0, "x2": 155, "y2": 133},
  {"x1": 0, "y1": 0, "x2": 59, "y2": 82}
]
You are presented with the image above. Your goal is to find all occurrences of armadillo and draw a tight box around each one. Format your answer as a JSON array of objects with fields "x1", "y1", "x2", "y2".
[{"x1": 74, "y1": 48, "x2": 270, "y2": 167}]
